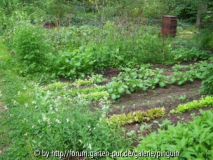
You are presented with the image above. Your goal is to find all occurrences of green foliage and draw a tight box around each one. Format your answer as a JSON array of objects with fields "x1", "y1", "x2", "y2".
[
  {"x1": 107, "y1": 108, "x2": 165, "y2": 127},
  {"x1": 13, "y1": 22, "x2": 51, "y2": 74},
  {"x1": 81, "y1": 91, "x2": 109, "y2": 101},
  {"x1": 192, "y1": 30, "x2": 213, "y2": 50},
  {"x1": 90, "y1": 74, "x2": 106, "y2": 84},
  {"x1": 53, "y1": 47, "x2": 95, "y2": 79},
  {"x1": 107, "y1": 81, "x2": 130, "y2": 100},
  {"x1": 154, "y1": 119, "x2": 172, "y2": 130},
  {"x1": 172, "y1": 46, "x2": 210, "y2": 62},
  {"x1": 127, "y1": 110, "x2": 213, "y2": 160},
  {"x1": 201, "y1": 58, "x2": 213, "y2": 94},
  {"x1": 106, "y1": 62, "x2": 206, "y2": 100},
  {"x1": 73, "y1": 79, "x2": 92, "y2": 87},
  {"x1": 0, "y1": 87, "x2": 130, "y2": 159},
  {"x1": 170, "y1": 96, "x2": 213, "y2": 113},
  {"x1": 106, "y1": 67, "x2": 168, "y2": 100},
  {"x1": 0, "y1": 38, "x2": 34, "y2": 107}
]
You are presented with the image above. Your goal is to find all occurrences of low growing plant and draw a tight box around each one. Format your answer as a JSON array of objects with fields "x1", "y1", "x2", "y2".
[
  {"x1": 125, "y1": 110, "x2": 213, "y2": 160},
  {"x1": 107, "y1": 108, "x2": 165, "y2": 127},
  {"x1": 170, "y1": 96, "x2": 213, "y2": 114}
]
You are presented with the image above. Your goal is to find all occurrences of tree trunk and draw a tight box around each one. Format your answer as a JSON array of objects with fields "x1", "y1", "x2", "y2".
[{"x1": 196, "y1": 3, "x2": 207, "y2": 27}]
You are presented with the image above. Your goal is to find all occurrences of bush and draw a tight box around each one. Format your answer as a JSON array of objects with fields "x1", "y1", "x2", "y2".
[{"x1": 13, "y1": 22, "x2": 51, "y2": 75}]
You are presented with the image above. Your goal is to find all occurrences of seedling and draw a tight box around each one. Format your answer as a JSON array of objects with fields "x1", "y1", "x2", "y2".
[
  {"x1": 154, "y1": 119, "x2": 171, "y2": 130},
  {"x1": 157, "y1": 100, "x2": 164, "y2": 106},
  {"x1": 126, "y1": 130, "x2": 136, "y2": 136},
  {"x1": 190, "y1": 112, "x2": 196, "y2": 118},
  {"x1": 178, "y1": 94, "x2": 187, "y2": 102}
]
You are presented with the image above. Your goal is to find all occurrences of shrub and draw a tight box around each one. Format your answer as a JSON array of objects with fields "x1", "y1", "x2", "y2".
[{"x1": 13, "y1": 22, "x2": 51, "y2": 74}]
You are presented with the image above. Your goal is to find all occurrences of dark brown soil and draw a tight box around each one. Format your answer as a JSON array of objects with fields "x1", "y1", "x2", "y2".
[
  {"x1": 102, "y1": 68, "x2": 120, "y2": 78},
  {"x1": 109, "y1": 80, "x2": 201, "y2": 115}
]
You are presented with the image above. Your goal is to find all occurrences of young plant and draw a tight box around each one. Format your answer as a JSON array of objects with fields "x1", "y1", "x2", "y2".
[
  {"x1": 170, "y1": 96, "x2": 213, "y2": 114},
  {"x1": 107, "y1": 108, "x2": 165, "y2": 127}
]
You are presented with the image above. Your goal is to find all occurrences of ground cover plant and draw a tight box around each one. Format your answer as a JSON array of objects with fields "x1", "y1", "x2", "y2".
[
  {"x1": 125, "y1": 110, "x2": 213, "y2": 160},
  {"x1": 1, "y1": 0, "x2": 213, "y2": 160}
]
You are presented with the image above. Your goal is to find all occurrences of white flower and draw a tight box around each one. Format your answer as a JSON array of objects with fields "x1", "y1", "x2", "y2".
[
  {"x1": 24, "y1": 133, "x2": 28, "y2": 136},
  {"x1": 66, "y1": 118, "x2": 69, "y2": 123},
  {"x1": 23, "y1": 86, "x2": 27, "y2": 90},
  {"x1": 25, "y1": 103, "x2": 28, "y2": 108},
  {"x1": 42, "y1": 115, "x2": 48, "y2": 121},
  {"x1": 22, "y1": 118, "x2": 28, "y2": 122},
  {"x1": 32, "y1": 125, "x2": 35, "y2": 128},
  {"x1": 17, "y1": 91, "x2": 21, "y2": 96},
  {"x1": 13, "y1": 100, "x2": 17, "y2": 105},
  {"x1": 55, "y1": 119, "x2": 61, "y2": 124},
  {"x1": 4, "y1": 106, "x2": 8, "y2": 110},
  {"x1": 88, "y1": 144, "x2": 92, "y2": 150},
  {"x1": 42, "y1": 115, "x2": 50, "y2": 124},
  {"x1": 32, "y1": 101, "x2": 36, "y2": 104}
]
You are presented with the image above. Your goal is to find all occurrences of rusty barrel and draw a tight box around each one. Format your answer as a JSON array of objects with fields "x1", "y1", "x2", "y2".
[{"x1": 162, "y1": 15, "x2": 177, "y2": 37}]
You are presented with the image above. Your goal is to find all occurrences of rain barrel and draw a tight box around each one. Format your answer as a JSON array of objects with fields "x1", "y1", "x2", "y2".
[{"x1": 162, "y1": 15, "x2": 177, "y2": 37}]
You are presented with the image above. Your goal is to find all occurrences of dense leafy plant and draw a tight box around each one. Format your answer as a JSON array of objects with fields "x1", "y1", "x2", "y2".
[
  {"x1": 0, "y1": 87, "x2": 130, "y2": 159},
  {"x1": 107, "y1": 108, "x2": 165, "y2": 127},
  {"x1": 90, "y1": 74, "x2": 106, "y2": 84},
  {"x1": 201, "y1": 57, "x2": 213, "y2": 94},
  {"x1": 53, "y1": 47, "x2": 95, "y2": 79},
  {"x1": 170, "y1": 96, "x2": 213, "y2": 113},
  {"x1": 107, "y1": 81, "x2": 130, "y2": 100},
  {"x1": 126, "y1": 110, "x2": 213, "y2": 160},
  {"x1": 13, "y1": 22, "x2": 51, "y2": 75},
  {"x1": 172, "y1": 46, "x2": 210, "y2": 62}
]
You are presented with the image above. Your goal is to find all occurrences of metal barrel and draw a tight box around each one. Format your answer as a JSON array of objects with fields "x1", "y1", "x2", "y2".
[{"x1": 162, "y1": 15, "x2": 177, "y2": 37}]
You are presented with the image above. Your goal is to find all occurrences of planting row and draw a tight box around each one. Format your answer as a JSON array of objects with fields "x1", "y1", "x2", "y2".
[{"x1": 42, "y1": 61, "x2": 208, "y2": 102}]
